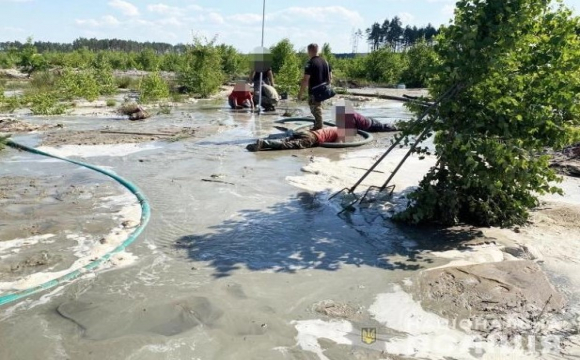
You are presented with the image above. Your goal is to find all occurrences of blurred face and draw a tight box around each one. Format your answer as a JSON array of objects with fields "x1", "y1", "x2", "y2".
[
  {"x1": 250, "y1": 47, "x2": 272, "y2": 73},
  {"x1": 234, "y1": 82, "x2": 251, "y2": 92},
  {"x1": 335, "y1": 101, "x2": 356, "y2": 143}
]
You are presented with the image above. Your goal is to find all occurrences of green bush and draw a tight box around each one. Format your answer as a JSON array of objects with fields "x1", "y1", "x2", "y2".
[
  {"x1": 27, "y1": 92, "x2": 69, "y2": 115},
  {"x1": 0, "y1": 95, "x2": 21, "y2": 113},
  {"x1": 0, "y1": 136, "x2": 7, "y2": 151},
  {"x1": 217, "y1": 44, "x2": 246, "y2": 81},
  {"x1": 116, "y1": 76, "x2": 138, "y2": 89},
  {"x1": 276, "y1": 53, "x2": 301, "y2": 97},
  {"x1": 177, "y1": 37, "x2": 224, "y2": 97},
  {"x1": 57, "y1": 68, "x2": 100, "y2": 101},
  {"x1": 363, "y1": 48, "x2": 407, "y2": 85},
  {"x1": 92, "y1": 66, "x2": 116, "y2": 95},
  {"x1": 271, "y1": 39, "x2": 296, "y2": 74},
  {"x1": 401, "y1": 40, "x2": 438, "y2": 88},
  {"x1": 139, "y1": 72, "x2": 170, "y2": 102},
  {"x1": 395, "y1": 0, "x2": 580, "y2": 227},
  {"x1": 30, "y1": 71, "x2": 58, "y2": 92},
  {"x1": 106, "y1": 99, "x2": 116, "y2": 107}
]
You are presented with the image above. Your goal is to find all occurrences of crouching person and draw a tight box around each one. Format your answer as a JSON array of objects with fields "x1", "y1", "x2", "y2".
[
  {"x1": 254, "y1": 84, "x2": 280, "y2": 112},
  {"x1": 246, "y1": 127, "x2": 338, "y2": 152},
  {"x1": 228, "y1": 81, "x2": 255, "y2": 109}
]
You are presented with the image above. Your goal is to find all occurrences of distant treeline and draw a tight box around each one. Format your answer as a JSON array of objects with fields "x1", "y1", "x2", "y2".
[
  {"x1": 0, "y1": 38, "x2": 187, "y2": 53},
  {"x1": 366, "y1": 16, "x2": 439, "y2": 51}
]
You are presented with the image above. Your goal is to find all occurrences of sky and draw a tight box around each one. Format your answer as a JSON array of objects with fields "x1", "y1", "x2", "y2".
[{"x1": 2, "y1": 0, "x2": 580, "y2": 53}]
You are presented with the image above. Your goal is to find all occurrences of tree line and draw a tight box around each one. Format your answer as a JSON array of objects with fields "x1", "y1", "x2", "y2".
[
  {"x1": 0, "y1": 38, "x2": 186, "y2": 54},
  {"x1": 366, "y1": 16, "x2": 439, "y2": 51}
]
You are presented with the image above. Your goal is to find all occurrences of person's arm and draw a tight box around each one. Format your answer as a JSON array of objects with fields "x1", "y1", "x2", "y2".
[
  {"x1": 328, "y1": 63, "x2": 333, "y2": 85},
  {"x1": 268, "y1": 70, "x2": 274, "y2": 87},
  {"x1": 298, "y1": 62, "x2": 311, "y2": 101},
  {"x1": 298, "y1": 74, "x2": 309, "y2": 101}
]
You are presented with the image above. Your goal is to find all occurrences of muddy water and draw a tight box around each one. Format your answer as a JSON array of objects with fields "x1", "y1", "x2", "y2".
[{"x1": 0, "y1": 100, "x2": 429, "y2": 360}]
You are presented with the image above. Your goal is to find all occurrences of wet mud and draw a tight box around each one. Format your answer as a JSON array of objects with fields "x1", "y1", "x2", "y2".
[{"x1": 0, "y1": 98, "x2": 579, "y2": 359}]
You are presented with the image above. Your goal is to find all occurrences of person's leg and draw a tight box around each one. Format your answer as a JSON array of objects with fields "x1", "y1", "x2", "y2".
[
  {"x1": 276, "y1": 131, "x2": 318, "y2": 149},
  {"x1": 308, "y1": 95, "x2": 323, "y2": 130},
  {"x1": 246, "y1": 132, "x2": 318, "y2": 151},
  {"x1": 228, "y1": 97, "x2": 236, "y2": 109},
  {"x1": 367, "y1": 118, "x2": 398, "y2": 132}
]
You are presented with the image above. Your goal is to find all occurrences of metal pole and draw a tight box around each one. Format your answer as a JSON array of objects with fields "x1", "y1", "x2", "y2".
[{"x1": 258, "y1": 0, "x2": 266, "y2": 114}]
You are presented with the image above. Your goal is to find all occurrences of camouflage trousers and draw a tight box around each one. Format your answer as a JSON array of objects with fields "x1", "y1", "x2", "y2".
[
  {"x1": 308, "y1": 95, "x2": 323, "y2": 130},
  {"x1": 262, "y1": 131, "x2": 319, "y2": 150}
]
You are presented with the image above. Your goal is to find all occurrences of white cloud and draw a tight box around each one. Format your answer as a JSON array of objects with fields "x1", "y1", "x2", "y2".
[
  {"x1": 208, "y1": 12, "x2": 224, "y2": 24},
  {"x1": 147, "y1": 3, "x2": 181, "y2": 17},
  {"x1": 442, "y1": 4, "x2": 455, "y2": 17},
  {"x1": 75, "y1": 15, "x2": 121, "y2": 28},
  {"x1": 398, "y1": 12, "x2": 416, "y2": 24},
  {"x1": 108, "y1": 0, "x2": 140, "y2": 17},
  {"x1": 227, "y1": 13, "x2": 262, "y2": 25}
]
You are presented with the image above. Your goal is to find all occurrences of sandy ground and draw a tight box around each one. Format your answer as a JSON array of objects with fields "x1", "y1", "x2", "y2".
[{"x1": 286, "y1": 148, "x2": 580, "y2": 359}]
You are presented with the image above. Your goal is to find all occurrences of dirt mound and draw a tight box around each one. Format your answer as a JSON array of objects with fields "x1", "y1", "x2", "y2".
[
  {"x1": 415, "y1": 261, "x2": 571, "y2": 339},
  {"x1": 533, "y1": 203, "x2": 580, "y2": 229},
  {"x1": 0, "y1": 118, "x2": 58, "y2": 133},
  {"x1": 551, "y1": 143, "x2": 580, "y2": 177}
]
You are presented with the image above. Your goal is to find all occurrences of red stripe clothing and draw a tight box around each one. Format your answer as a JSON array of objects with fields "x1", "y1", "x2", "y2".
[
  {"x1": 228, "y1": 91, "x2": 253, "y2": 104},
  {"x1": 353, "y1": 112, "x2": 372, "y2": 130},
  {"x1": 312, "y1": 127, "x2": 338, "y2": 143}
]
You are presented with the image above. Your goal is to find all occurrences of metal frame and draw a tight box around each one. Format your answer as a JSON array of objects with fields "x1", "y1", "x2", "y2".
[{"x1": 329, "y1": 84, "x2": 464, "y2": 214}]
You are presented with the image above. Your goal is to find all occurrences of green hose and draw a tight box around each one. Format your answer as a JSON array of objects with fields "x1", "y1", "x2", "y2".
[
  {"x1": 0, "y1": 139, "x2": 151, "y2": 307},
  {"x1": 274, "y1": 117, "x2": 374, "y2": 148}
]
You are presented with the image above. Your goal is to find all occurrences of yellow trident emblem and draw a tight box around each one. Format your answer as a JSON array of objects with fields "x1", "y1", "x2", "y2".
[{"x1": 361, "y1": 327, "x2": 377, "y2": 345}]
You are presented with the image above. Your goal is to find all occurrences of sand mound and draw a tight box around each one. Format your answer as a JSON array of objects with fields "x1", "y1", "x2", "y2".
[{"x1": 415, "y1": 260, "x2": 570, "y2": 340}]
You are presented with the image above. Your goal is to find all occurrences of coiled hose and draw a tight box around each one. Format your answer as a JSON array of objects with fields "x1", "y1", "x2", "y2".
[
  {"x1": 0, "y1": 139, "x2": 151, "y2": 307},
  {"x1": 274, "y1": 117, "x2": 374, "y2": 148}
]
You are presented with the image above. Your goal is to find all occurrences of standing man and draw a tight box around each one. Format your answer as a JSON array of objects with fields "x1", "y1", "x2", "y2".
[{"x1": 298, "y1": 43, "x2": 333, "y2": 130}]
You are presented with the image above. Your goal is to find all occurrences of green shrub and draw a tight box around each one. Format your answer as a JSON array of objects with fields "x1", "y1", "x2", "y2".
[
  {"x1": 106, "y1": 99, "x2": 116, "y2": 107},
  {"x1": 401, "y1": 40, "x2": 438, "y2": 88},
  {"x1": 0, "y1": 136, "x2": 7, "y2": 151},
  {"x1": 57, "y1": 68, "x2": 100, "y2": 101},
  {"x1": 0, "y1": 95, "x2": 21, "y2": 113},
  {"x1": 30, "y1": 71, "x2": 58, "y2": 92},
  {"x1": 276, "y1": 54, "x2": 301, "y2": 97},
  {"x1": 139, "y1": 72, "x2": 170, "y2": 103},
  {"x1": 270, "y1": 39, "x2": 295, "y2": 74},
  {"x1": 395, "y1": 0, "x2": 580, "y2": 227},
  {"x1": 116, "y1": 76, "x2": 138, "y2": 89},
  {"x1": 177, "y1": 36, "x2": 225, "y2": 97},
  {"x1": 92, "y1": 66, "x2": 116, "y2": 95},
  {"x1": 27, "y1": 92, "x2": 69, "y2": 115},
  {"x1": 363, "y1": 48, "x2": 407, "y2": 85}
]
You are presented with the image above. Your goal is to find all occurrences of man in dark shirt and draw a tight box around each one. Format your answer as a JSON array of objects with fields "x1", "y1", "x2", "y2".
[{"x1": 298, "y1": 43, "x2": 332, "y2": 130}]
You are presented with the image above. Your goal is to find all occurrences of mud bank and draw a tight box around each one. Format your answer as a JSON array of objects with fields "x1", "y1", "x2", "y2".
[{"x1": 287, "y1": 148, "x2": 580, "y2": 359}]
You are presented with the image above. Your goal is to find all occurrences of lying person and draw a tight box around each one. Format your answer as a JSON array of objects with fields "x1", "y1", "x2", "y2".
[
  {"x1": 228, "y1": 81, "x2": 255, "y2": 109},
  {"x1": 246, "y1": 127, "x2": 338, "y2": 151},
  {"x1": 352, "y1": 111, "x2": 398, "y2": 132},
  {"x1": 333, "y1": 100, "x2": 398, "y2": 133}
]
